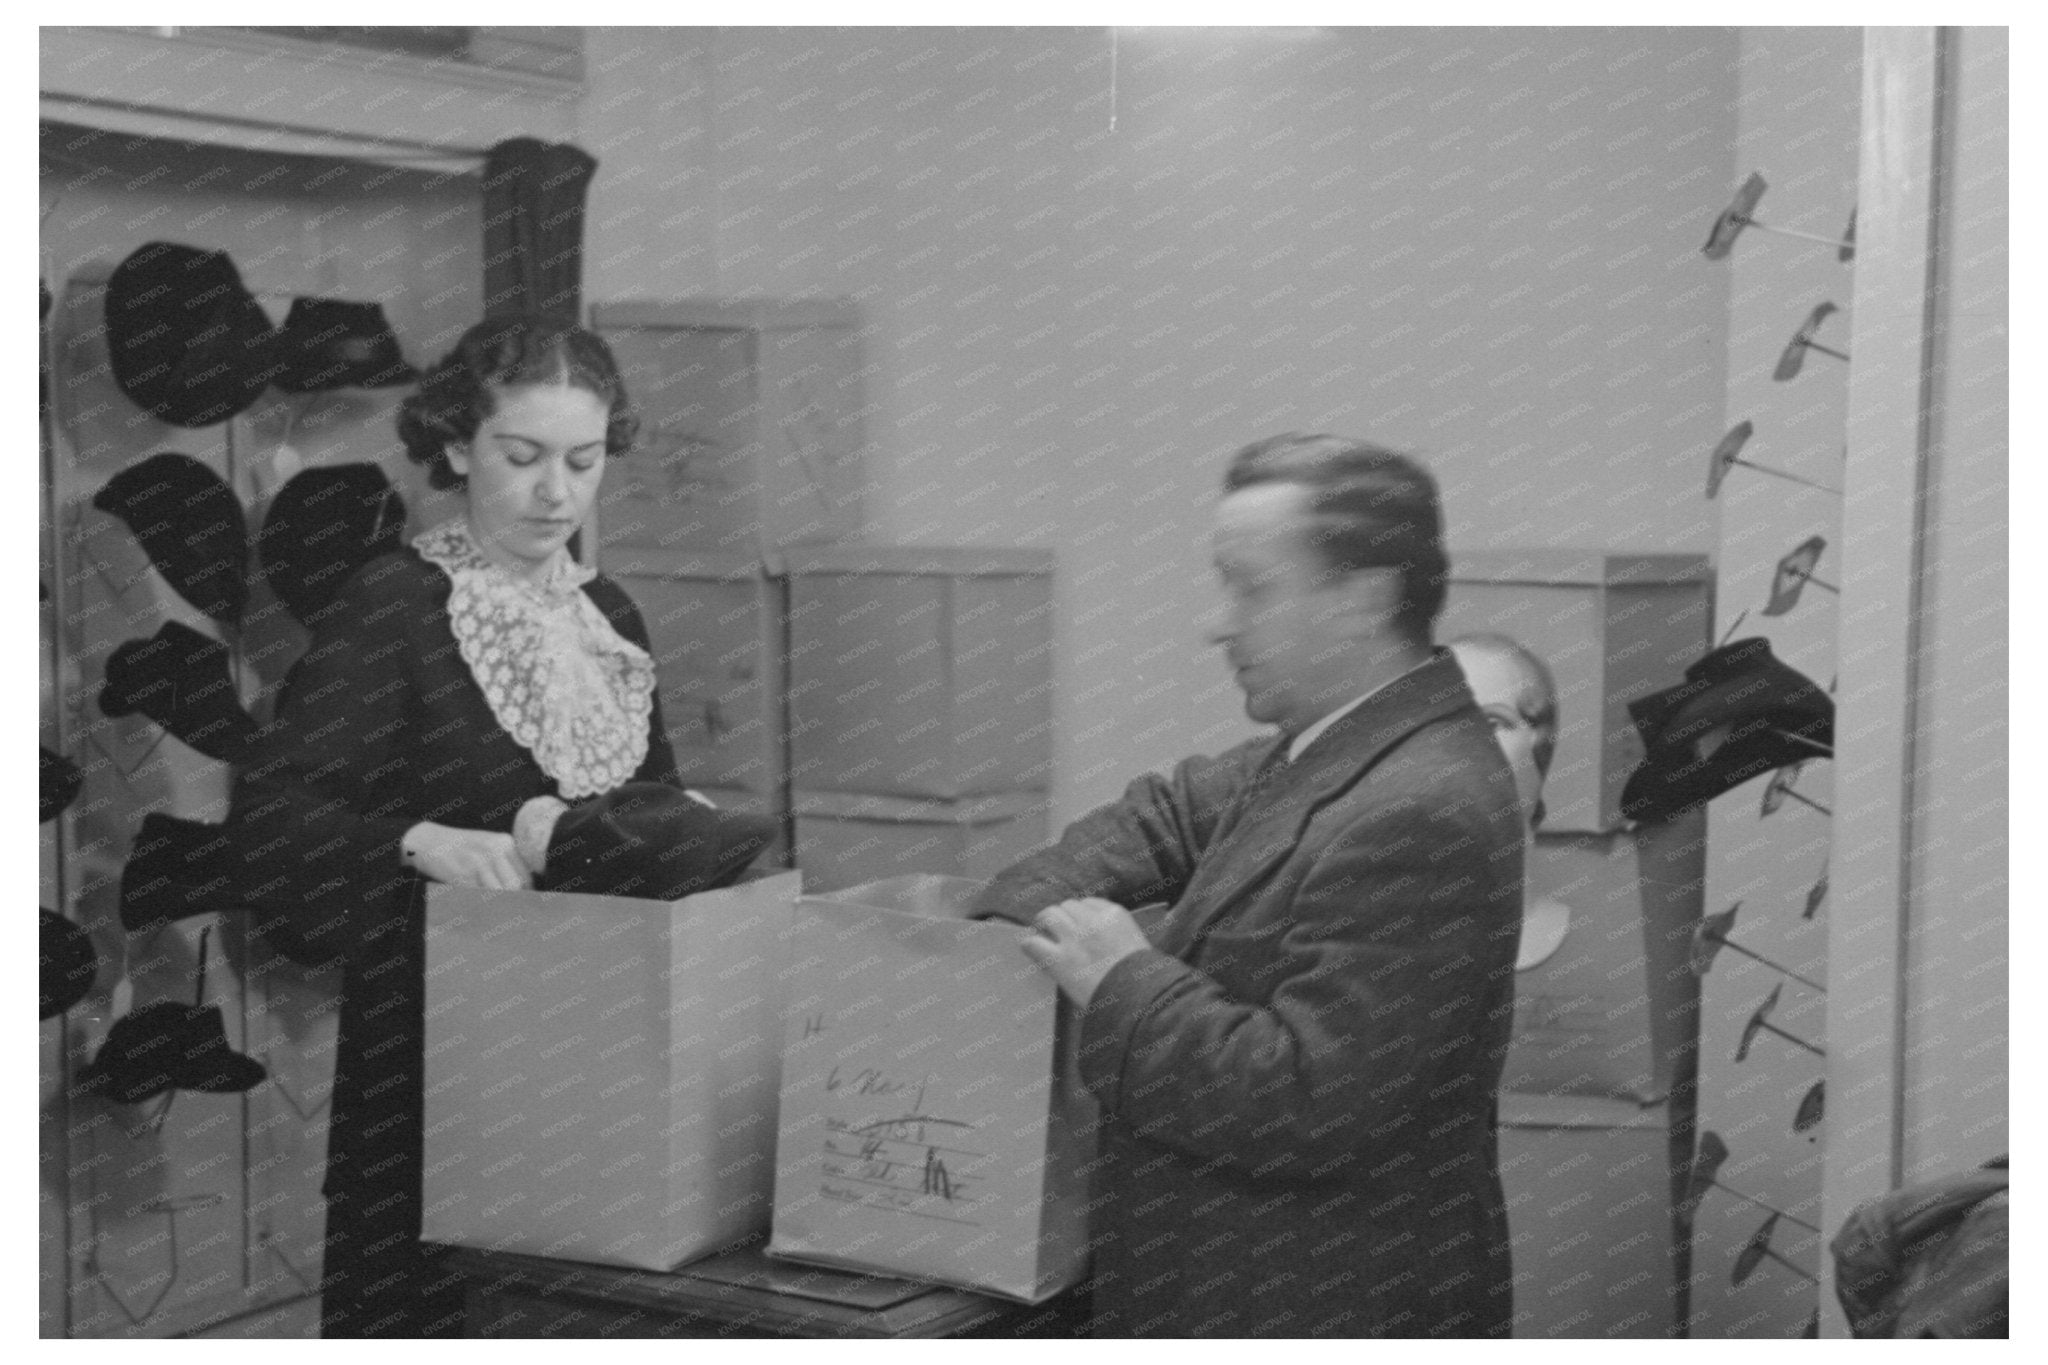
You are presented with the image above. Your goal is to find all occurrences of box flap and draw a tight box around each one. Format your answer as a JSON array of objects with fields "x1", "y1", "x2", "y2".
[
  {"x1": 1497, "y1": 1091, "x2": 1668, "y2": 1130},
  {"x1": 778, "y1": 544, "x2": 1055, "y2": 578}
]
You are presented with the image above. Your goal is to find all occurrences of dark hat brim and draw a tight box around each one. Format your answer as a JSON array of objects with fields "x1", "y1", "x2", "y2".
[
  {"x1": 272, "y1": 298, "x2": 418, "y2": 392},
  {"x1": 41, "y1": 910, "x2": 100, "y2": 1019},
  {"x1": 79, "y1": 1002, "x2": 266, "y2": 1102},
  {"x1": 105, "y1": 242, "x2": 280, "y2": 427},
  {"x1": 98, "y1": 621, "x2": 261, "y2": 764},
  {"x1": 120, "y1": 812, "x2": 249, "y2": 935},
  {"x1": 1621, "y1": 730, "x2": 1824, "y2": 824},
  {"x1": 91, "y1": 452, "x2": 250, "y2": 626},
  {"x1": 1621, "y1": 637, "x2": 1832, "y2": 822},
  {"x1": 257, "y1": 464, "x2": 410, "y2": 627},
  {"x1": 41, "y1": 747, "x2": 83, "y2": 824}
]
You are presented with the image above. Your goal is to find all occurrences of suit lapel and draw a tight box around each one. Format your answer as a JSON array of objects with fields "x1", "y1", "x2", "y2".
[{"x1": 1159, "y1": 651, "x2": 1478, "y2": 956}]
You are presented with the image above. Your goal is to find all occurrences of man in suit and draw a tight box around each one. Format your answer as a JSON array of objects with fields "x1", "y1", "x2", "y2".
[{"x1": 972, "y1": 433, "x2": 1525, "y2": 1337}]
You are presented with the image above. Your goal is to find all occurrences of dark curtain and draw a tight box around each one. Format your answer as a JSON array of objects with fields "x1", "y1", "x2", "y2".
[{"x1": 480, "y1": 137, "x2": 598, "y2": 318}]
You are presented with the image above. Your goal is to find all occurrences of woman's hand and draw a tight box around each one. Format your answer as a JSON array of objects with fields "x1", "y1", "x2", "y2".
[{"x1": 401, "y1": 822, "x2": 533, "y2": 890}]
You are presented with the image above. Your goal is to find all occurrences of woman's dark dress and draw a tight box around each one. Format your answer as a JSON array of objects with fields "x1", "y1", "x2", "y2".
[{"x1": 233, "y1": 547, "x2": 679, "y2": 1337}]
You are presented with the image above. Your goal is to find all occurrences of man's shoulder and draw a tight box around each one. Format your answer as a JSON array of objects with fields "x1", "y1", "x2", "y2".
[
  {"x1": 1160, "y1": 732, "x2": 1282, "y2": 796},
  {"x1": 1324, "y1": 705, "x2": 1521, "y2": 832}
]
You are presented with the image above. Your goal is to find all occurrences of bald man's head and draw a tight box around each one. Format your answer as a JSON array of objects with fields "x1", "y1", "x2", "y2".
[{"x1": 1449, "y1": 633, "x2": 1559, "y2": 827}]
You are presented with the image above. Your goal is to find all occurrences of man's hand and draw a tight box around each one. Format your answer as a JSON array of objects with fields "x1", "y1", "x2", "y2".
[{"x1": 1019, "y1": 897, "x2": 1150, "y2": 1008}]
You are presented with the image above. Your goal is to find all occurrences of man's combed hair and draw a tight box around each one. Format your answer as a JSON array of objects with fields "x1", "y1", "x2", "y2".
[
  {"x1": 397, "y1": 315, "x2": 641, "y2": 490},
  {"x1": 1223, "y1": 432, "x2": 1451, "y2": 644}
]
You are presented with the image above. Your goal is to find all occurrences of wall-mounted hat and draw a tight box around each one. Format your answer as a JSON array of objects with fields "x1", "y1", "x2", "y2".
[
  {"x1": 78, "y1": 1001, "x2": 266, "y2": 1103},
  {"x1": 1619, "y1": 638, "x2": 1832, "y2": 824},
  {"x1": 119, "y1": 812, "x2": 253, "y2": 936},
  {"x1": 99, "y1": 621, "x2": 261, "y2": 765},
  {"x1": 41, "y1": 909, "x2": 100, "y2": 1019},
  {"x1": 104, "y1": 241, "x2": 280, "y2": 427},
  {"x1": 257, "y1": 464, "x2": 409, "y2": 627},
  {"x1": 537, "y1": 783, "x2": 777, "y2": 901},
  {"x1": 272, "y1": 298, "x2": 417, "y2": 392},
  {"x1": 41, "y1": 746, "x2": 82, "y2": 824},
  {"x1": 92, "y1": 452, "x2": 250, "y2": 627}
]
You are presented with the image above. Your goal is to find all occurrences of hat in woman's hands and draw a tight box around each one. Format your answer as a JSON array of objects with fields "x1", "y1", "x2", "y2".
[
  {"x1": 104, "y1": 241, "x2": 280, "y2": 427},
  {"x1": 92, "y1": 452, "x2": 250, "y2": 627},
  {"x1": 536, "y1": 783, "x2": 777, "y2": 901}
]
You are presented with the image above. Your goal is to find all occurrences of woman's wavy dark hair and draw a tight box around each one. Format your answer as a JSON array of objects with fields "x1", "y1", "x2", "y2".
[{"x1": 397, "y1": 315, "x2": 640, "y2": 490}]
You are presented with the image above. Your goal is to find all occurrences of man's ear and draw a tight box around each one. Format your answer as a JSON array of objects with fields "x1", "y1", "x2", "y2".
[{"x1": 1327, "y1": 566, "x2": 1401, "y2": 640}]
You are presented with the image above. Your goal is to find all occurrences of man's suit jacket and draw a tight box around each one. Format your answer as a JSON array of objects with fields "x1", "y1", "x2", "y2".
[{"x1": 973, "y1": 651, "x2": 1524, "y2": 1337}]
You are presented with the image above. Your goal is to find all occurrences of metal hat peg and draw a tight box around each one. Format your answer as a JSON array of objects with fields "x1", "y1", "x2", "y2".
[
  {"x1": 1706, "y1": 421, "x2": 1842, "y2": 500},
  {"x1": 1702, "y1": 173, "x2": 1856, "y2": 262},
  {"x1": 1774, "y1": 301, "x2": 1851, "y2": 380},
  {"x1": 1690, "y1": 903, "x2": 1826, "y2": 992},
  {"x1": 1733, "y1": 1211, "x2": 1820, "y2": 1287},
  {"x1": 1683, "y1": 1131, "x2": 1822, "y2": 1231},
  {"x1": 1761, "y1": 763, "x2": 1831, "y2": 818},
  {"x1": 1763, "y1": 534, "x2": 1837, "y2": 616},
  {"x1": 1803, "y1": 865, "x2": 1828, "y2": 920},
  {"x1": 1736, "y1": 982, "x2": 1827, "y2": 1061}
]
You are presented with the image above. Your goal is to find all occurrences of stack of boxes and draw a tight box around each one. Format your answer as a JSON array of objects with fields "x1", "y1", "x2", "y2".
[
  {"x1": 591, "y1": 300, "x2": 1052, "y2": 885},
  {"x1": 782, "y1": 545, "x2": 1053, "y2": 890},
  {"x1": 1436, "y1": 551, "x2": 1712, "y2": 1339}
]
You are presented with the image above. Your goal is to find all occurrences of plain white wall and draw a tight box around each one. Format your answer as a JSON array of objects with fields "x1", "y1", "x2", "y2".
[{"x1": 579, "y1": 26, "x2": 1738, "y2": 828}]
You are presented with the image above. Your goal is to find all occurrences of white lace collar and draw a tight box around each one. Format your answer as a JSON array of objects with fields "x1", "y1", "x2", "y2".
[{"x1": 414, "y1": 519, "x2": 654, "y2": 799}]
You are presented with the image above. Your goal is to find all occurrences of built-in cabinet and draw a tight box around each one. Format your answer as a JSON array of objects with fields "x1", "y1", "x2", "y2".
[{"x1": 39, "y1": 109, "x2": 482, "y2": 1338}]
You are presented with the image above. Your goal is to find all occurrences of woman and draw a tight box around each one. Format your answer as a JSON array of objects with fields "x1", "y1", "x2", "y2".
[{"x1": 233, "y1": 316, "x2": 681, "y2": 1337}]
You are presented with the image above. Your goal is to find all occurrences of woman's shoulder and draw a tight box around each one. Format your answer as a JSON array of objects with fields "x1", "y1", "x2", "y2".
[
  {"x1": 346, "y1": 545, "x2": 444, "y2": 602},
  {"x1": 314, "y1": 546, "x2": 448, "y2": 636},
  {"x1": 579, "y1": 570, "x2": 645, "y2": 622}
]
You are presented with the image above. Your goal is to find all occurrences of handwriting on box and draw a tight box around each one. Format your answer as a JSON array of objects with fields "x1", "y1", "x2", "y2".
[{"x1": 806, "y1": 1017, "x2": 991, "y2": 1228}]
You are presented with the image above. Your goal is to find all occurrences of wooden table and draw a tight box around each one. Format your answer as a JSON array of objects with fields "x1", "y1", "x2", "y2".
[{"x1": 440, "y1": 1242, "x2": 1089, "y2": 1339}]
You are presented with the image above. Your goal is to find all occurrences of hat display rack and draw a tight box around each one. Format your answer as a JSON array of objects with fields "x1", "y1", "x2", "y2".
[
  {"x1": 1672, "y1": 166, "x2": 1854, "y2": 1332},
  {"x1": 42, "y1": 128, "x2": 596, "y2": 1333},
  {"x1": 75, "y1": 246, "x2": 422, "y2": 1060},
  {"x1": 42, "y1": 231, "x2": 423, "y2": 1333}
]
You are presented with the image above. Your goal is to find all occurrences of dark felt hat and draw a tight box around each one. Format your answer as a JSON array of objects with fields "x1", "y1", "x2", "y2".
[
  {"x1": 41, "y1": 910, "x2": 100, "y2": 1019},
  {"x1": 1620, "y1": 638, "x2": 1833, "y2": 824},
  {"x1": 272, "y1": 298, "x2": 418, "y2": 392},
  {"x1": 78, "y1": 1001, "x2": 266, "y2": 1104},
  {"x1": 41, "y1": 746, "x2": 82, "y2": 824},
  {"x1": 539, "y1": 782, "x2": 778, "y2": 901},
  {"x1": 119, "y1": 812, "x2": 252, "y2": 936},
  {"x1": 92, "y1": 452, "x2": 250, "y2": 627},
  {"x1": 104, "y1": 241, "x2": 280, "y2": 427},
  {"x1": 99, "y1": 621, "x2": 262, "y2": 765},
  {"x1": 257, "y1": 464, "x2": 409, "y2": 628}
]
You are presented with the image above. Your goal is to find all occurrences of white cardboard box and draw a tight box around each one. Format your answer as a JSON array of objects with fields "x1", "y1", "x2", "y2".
[
  {"x1": 768, "y1": 878, "x2": 1093, "y2": 1302},
  {"x1": 421, "y1": 871, "x2": 799, "y2": 1271}
]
